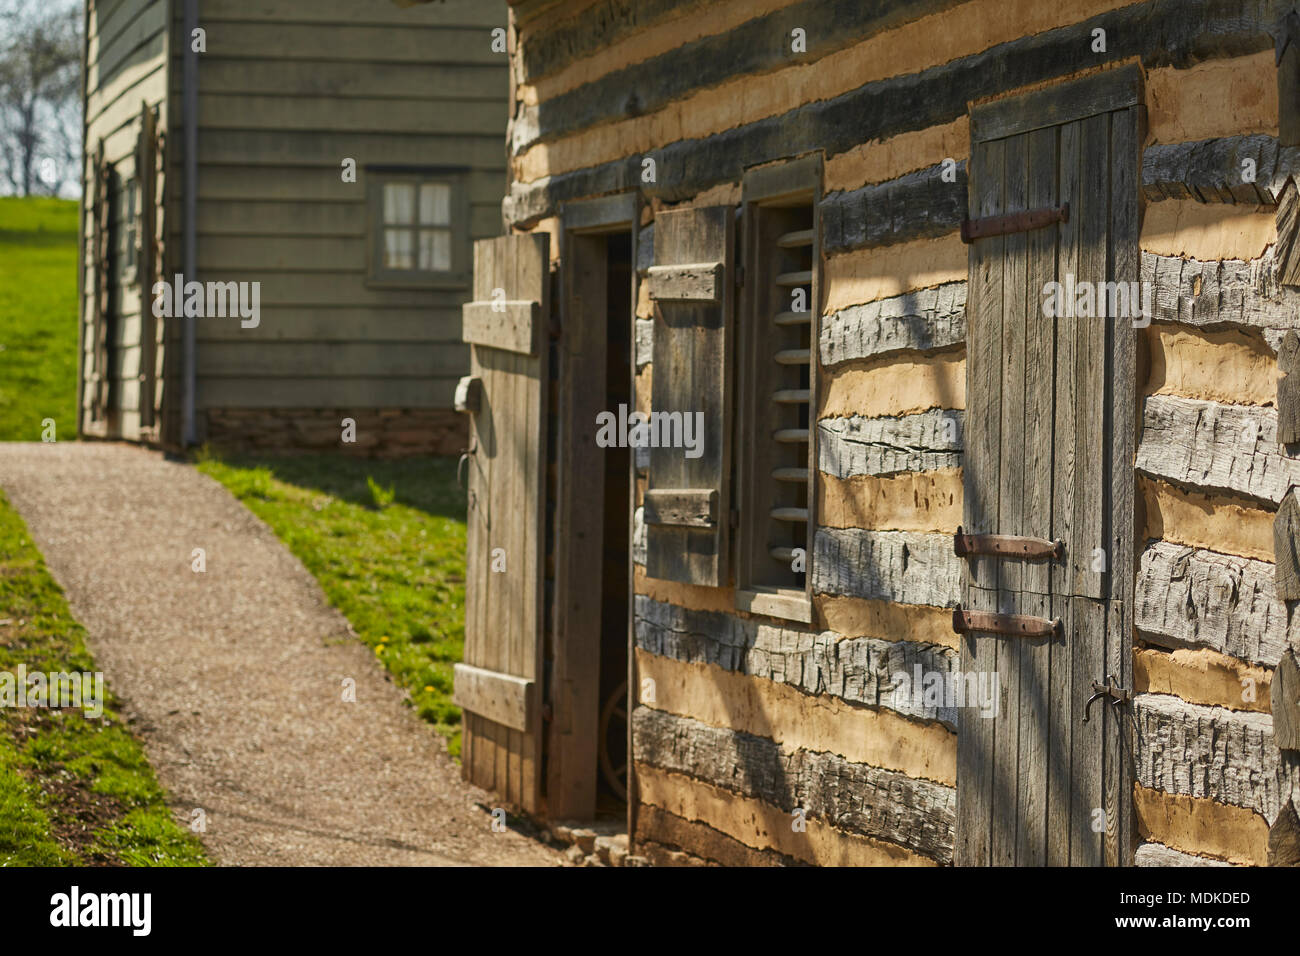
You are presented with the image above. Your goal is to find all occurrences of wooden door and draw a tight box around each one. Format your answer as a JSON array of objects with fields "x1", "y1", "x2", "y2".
[
  {"x1": 453, "y1": 234, "x2": 550, "y2": 814},
  {"x1": 955, "y1": 67, "x2": 1140, "y2": 867}
]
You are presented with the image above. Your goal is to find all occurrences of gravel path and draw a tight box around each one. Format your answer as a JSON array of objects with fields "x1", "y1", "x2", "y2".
[{"x1": 0, "y1": 442, "x2": 562, "y2": 867}]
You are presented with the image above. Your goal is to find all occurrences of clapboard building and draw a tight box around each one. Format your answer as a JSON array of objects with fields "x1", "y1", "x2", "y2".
[
  {"x1": 79, "y1": 0, "x2": 507, "y2": 454},
  {"x1": 449, "y1": 0, "x2": 1300, "y2": 866}
]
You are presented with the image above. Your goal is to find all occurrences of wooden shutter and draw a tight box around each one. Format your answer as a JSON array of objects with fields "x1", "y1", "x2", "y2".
[
  {"x1": 136, "y1": 103, "x2": 159, "y2": 432},
  {"x1": 644, "y1": 205, "x2": 734, "y2": 586},
  {"x1": 453, "y1": 233, "x2": 550, "y2": 814},
  {"x1": 956, "y1": 66, "x2": 1139, "y2": 867},
  {"x1": 89, "y1": 140, "x2": 111, "y2": 425}
]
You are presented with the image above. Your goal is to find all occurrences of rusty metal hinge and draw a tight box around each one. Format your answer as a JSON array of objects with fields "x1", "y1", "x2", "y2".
[
  {"x1": 960, "y1": 203, "x2": 1069, "y2": 244},
  {"x1": 952, "y1": 605, "x2": 1062, "y2": 639},
  {"x1": 953, "y1": 526, "x2": 1064, "y2": 561}
]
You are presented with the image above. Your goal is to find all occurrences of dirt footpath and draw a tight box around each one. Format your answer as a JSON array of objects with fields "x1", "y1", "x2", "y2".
[{"x1": 0, "y1": 442, "x2": 562, "y2": 866}]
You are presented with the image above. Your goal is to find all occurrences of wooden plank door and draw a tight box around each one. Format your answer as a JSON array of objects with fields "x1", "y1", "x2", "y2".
[
  {"x1": 956, "y1": 67, "x2": 1140, "y2": 867},
  {"x1": 453, "y1": 233, "x2": 550, "y2": 815}
]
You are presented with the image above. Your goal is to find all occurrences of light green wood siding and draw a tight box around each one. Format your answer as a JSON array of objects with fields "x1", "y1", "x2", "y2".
[{"x1": 167, "y1": 0, "x2": 508, "y2": 421}]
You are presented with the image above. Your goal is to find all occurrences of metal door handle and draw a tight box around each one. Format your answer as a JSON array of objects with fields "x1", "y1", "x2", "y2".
[{"x1": 1082, "y1": 674, "x2": 1131, "y2": 724}]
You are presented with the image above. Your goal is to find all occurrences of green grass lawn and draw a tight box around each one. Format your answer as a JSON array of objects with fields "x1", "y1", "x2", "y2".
[
  {"x1": 196, "y1": 452, "x2": 471, "y2": 753},
  {"x1": 0, "y1": 197, "x2": 79, "y2": 442},
  {"x1": 0, "y1": 489, "x2": 209, "y2": 866}
]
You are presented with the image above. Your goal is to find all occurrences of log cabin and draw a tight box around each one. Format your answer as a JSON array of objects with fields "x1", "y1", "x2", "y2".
[
  {"x1": 447, "y1": 0, "x2": 1300, "y2": 867},
  {"x1": 78, "y1": 0, "x2": 508, "y2": 454}
]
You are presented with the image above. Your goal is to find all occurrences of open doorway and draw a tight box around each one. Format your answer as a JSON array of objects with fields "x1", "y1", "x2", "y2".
[{"x1": 548, "y1": 195, "x2": 639, "y2": 823}]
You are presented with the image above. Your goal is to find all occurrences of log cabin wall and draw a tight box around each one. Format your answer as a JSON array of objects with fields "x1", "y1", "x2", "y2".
[{"x1": 505, "y1": 0, "x2": 1300, "y2": 865}]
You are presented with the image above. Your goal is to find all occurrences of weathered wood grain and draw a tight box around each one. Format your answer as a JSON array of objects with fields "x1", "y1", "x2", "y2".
[
  {"x1": 633, "y1": 595, "x2": 960, "y2": 725},
  {"x1": 643, "y1": 488, "x2": 717, "y2": 527},
  {"x1": 1136, "y1": 395, "x2": 1300, "y2": 505},
  {"x1": 1273, "y1": 650, "x2": 1300, "y2": 750},
  {"x1": 1281, "y1": 7, "x2": 1300, "y2": 148},
  {"x1": 646, "y1": 262, "x2": 724, "y2": 302},
  {"x1": 817, "y1": 409, "x2": 963, "y2": 478},
  {"x1": 818, "y1": 282, "x2": 966, "y2": 367},
  {"x1": 1278, "y1": 331, "x2": 1300, "y2": 442},
  {"x1": 812, "y1": 528, "x2": 962, "y2": 607},
  {"x1": 820, "y1": 161, "x2": 965, "y2": 254},
  {"x1": 1140, "y1": 252, "x2": 1300, "y2": 346},
  {"x1": 1269, "y1": 799, "x2": 1300, "y2": 865},
  {"x1": 646, "y1": 205, "x2": 733, "y2": 586},
  {"x1": 1134, "y1": 842, "x2": 1234, "y2": 866},
  {"x1": 1275, "y1": 178, "x2": 1300, "y2": 286},
  {"x1": 632, "y1": 707, "x2": 957, "y2": 863},
  {"x1": 1134, "y1": 692, "x2": 1283, "y2": 821},
  {"x1": 1135, "y1": 541, "x2": 1289, "y2": 666},
  {"x1": 1275, "y1": 486, "x2": 1300, "y2": 600},
  {"x1": 1141, "y1": 135, "x2": 1300, "y2": 205}
]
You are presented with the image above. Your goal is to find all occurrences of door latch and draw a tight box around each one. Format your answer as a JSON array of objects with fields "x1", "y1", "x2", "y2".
[{"x1": 1082, "y1": 674, "x2": 1131, "y2": 724}]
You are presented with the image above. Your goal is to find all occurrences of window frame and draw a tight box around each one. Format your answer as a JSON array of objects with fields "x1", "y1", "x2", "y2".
[
  {"x1": 365, "y1": 165, "x2": 471, "y2": 290},
  {"x1": 733, "y1": 153, "x2": 823, "y2": 624}
]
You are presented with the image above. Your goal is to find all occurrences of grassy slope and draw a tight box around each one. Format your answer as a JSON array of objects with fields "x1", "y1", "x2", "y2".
[
  {"x1": 0, "y1": 489, "x2": 208, "y2": 866},
  {"x1": 196, "y1": 453, "x2": 470, "y2": 753},
  {"x1": 0, "y1": 197, "x2": 79, "y2": 442}
]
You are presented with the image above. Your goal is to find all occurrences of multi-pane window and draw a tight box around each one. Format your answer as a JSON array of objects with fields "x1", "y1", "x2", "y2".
[
  {"x1": 383, "y1": 181, "x2": 451, "y2": 271},
  {"x1": 368, "y1": 170, "x2": 467, "y2": 285}
]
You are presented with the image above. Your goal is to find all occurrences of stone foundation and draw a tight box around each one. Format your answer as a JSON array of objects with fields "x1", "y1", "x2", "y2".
[{"x1": 204, "y1": 407, "x2": 468, "y2": 457}]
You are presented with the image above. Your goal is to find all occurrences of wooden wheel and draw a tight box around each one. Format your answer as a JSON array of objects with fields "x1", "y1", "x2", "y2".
[{"x1": 598, "y1": 680, "x2": 628, "y2": 801}]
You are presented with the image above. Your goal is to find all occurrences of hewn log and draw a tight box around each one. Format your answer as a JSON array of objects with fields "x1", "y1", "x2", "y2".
[
  {"x1": 636, "y1": 803, "x2": 804, "y2": 867},
  {"x1": 1279, "y1": 8, "x2": 1300, "y2": 148},
  {"x1": 1269, "y1": 799, "x2": 1300, "y2": 865},
  {"x1": 506, "y1": 0, "x2": 1275, "y2": 225},
  {"x1": 1135, "y1": 541, "x2": 1289, "y2": 666},
  {"x1": 819, "y1": 282, "x2": 966, "y2": 367},
  {"x1": 1275, "y1": 486, "x2": 1300, "y2": 600},
  {"x1": 1278, "y1": 331, "x2": 1300, "y2": 442},
  {"x1": 518, "y1": 0, "x2": 963, "y2": 148},
  {"x1": 1136, "y1": 395, "x2": 1300, "y2": 505},
  {"x1": 632, "y1": 505, "x2": 646, "y2": 565},
  {"x1": 1134, "y1": 692, "x2": 1283, "y2": 820},
  {"x1": 817, "y1": 409, "x2": 964, "y2": 478},
  {"x1": 812, "y1": 528, "x2": 962, "y2": 607},
  {"x1": 1141, "y1": 135, "x2": 1300, "y2": 205},
  {"x1": 517, "y1": 0, "x2": 700, "y2": 79},
  {"x1": 1276, "y1": 178, "x2": 1300, "y2": 286},
  {"x1": 635, "y1": 317, "x2": 653, "y2": 369},
  {"x1": 1273, "y1": 649, "x2": 1300, "y2": 750},
  {"x1": 820, "y1": 162, "x2": 965, "y2": 254},
  {"x1": 632, "y1": 707, "x2": 957, "y2": 863},
  {"x1": 633, "y1": 594, "x2": 960, "y2": 724},
  {"x1": 1134, "y1": 841, "x2": 1234, "y2": 866},
  {"x1": 1140, "y1": 252, "x2": 1300, "y2": 349}
]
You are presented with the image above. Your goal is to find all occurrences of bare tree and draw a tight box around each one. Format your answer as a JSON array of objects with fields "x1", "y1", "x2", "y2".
[{"x1": 0, "y1": 1, "x2": 81, "y2": 197}]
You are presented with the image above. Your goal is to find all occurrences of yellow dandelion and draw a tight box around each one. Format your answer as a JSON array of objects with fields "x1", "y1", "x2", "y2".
[{"x1": 423, "y1": 685, "x2": 434, "y2": 692}]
